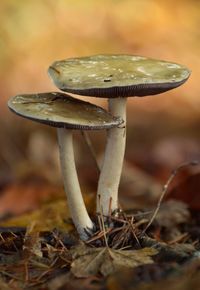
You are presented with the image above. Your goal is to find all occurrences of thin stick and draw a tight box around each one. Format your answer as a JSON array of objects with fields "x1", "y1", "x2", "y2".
[
  {"x1": 142, "y1": 160, "x2": 199, "y2": 235},
  {"x1": 128, "y1": 215, "x2": 140, "y2": 246},
  {"x1": 81, "y1": 131, "x2": 100, "y2": 173},
  {"x1": 100, "y1": 205, "x2": 108, "y2": 248},
  {"x1": 97, "y1": 194, "x2": 109, "y2": 247},
  {"x1": 86, "y1": 228, "x2": 112, "y2": 244},
  {"x1": 97, "y1": 194, "x2": 103, "y2": 232}
]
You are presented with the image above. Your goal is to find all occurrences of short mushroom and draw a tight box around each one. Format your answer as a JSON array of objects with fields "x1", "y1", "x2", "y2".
[
  {"x1": 48, "y1": 54, "x2": 191, "y2": 216},
  {"x1": 8, "y1": 92, "x2": 123, "y2": 239}
]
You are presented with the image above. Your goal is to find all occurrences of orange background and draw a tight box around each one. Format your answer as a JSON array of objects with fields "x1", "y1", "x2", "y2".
[
  {"x1": 0, "y1": 0, "x2": 199, "y2": 190},
  {"x1": 1, "y1": 0, "x2": 200, "y2": 113}
]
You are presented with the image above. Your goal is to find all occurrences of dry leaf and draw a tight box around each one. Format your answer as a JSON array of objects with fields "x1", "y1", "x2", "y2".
[
  {"x1": 155, "y1": 200, "x2": 190, "y2": 228},
  {"x1": 0, "y1": 278, "x2": 13, "y2": 290},
  {"x1": 0, "y1": 181, "x2": 63, "y2": 218},
  {"x1": 107, "y1": 260, "x2": 200, "y2": 290},
  {"x1": 23, "y1": 223, "x2": 43, "y2": 258},
  {"x1": 168, "y1": 173, "x2": 200, "y2": 210},
  {"x1": 71, "y1": 244, "x2": 157, "y2": 277},
  {"x1": 0, "y1": 199, "x2": 73, "y2": 233}
]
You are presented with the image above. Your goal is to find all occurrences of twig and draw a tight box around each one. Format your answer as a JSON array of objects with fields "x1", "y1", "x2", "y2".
[
  {"x1": 142, "y1": 160, "x2": 199, "y2": 235},
  {"x1": 51, "y1": 232, "x2": 69, "y2": 260},
  {"x1": 97, "y1": 194, "x2": 103, "y2": 232},
  {"x1": 100, "y1": 205, "x2": 108, "y2": 247},
  {"x1": 86, "y1": 228, "x2": 111, "y2": 244},
  {"x1": 168, "y1": 233, "x2": 189, "y2": 245},
  {"x1": 128, "y1": 215, "x2": 140, "y2": 247}
]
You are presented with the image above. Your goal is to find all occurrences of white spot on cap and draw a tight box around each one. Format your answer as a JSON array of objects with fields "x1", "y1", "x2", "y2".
[{"x1": 137, "y1": 66, "x2": 152, "y2": 76}]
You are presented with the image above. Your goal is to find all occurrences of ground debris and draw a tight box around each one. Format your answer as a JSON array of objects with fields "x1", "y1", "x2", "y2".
[
  {"x1": 106, "y1": 259, "x2": 200, "y2": 290},
  {"x1": 168, "y1": 173, "x2": 200, "y2": 210},
  {"x1": 140, "y1": 236, "x2": 196, "y2": 263},
  {"x1": 0, "y1": 198, "x2": 199, "y2": 289},
  {"x1": 48, "y1": 272, "x2": 101, "y2": 290},
  {"x1": 155, "y1": 200, "x2": 190, "y2": 228},
  {"x1": 70, "y1": 243, "x2": 157, "y2": 278},
  {"x1": 0, "y1": 227, "x2": 72, "y2": 289}
]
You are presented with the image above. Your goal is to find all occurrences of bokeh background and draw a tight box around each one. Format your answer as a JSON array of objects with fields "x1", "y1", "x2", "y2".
[{"x1": 0, "y1": 0, "x2": 199, "y2": 216}]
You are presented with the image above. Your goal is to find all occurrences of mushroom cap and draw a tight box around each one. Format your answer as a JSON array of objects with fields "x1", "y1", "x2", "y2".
[
  {"x1": 8, "y1": 92, "x2": 123, "y2": 130},
  {"x1": 48, "y1": 54, "x2": 190, "y2": 98}
]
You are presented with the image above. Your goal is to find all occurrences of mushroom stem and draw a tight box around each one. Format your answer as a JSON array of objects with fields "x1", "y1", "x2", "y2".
[
  {"x1": 57, "y1": 128, "x2": 94, "y2": 240},
  {"x1": 97, "y1": 97, "x2": 127, "y2": 215}
]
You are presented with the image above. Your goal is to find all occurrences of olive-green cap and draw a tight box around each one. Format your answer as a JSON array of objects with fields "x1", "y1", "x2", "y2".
[
  {"x1": 8, "y1": 92, "x2": 123, "y2": 130},
  {"x1": 48, "y1": 54, "x2": 190, "y2": 98}
]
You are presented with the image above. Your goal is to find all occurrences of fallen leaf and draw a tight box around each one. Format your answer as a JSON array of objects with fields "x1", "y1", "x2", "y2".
[
  {"x1": 0, "y1": 181, "x2": 63, "y2": 217},
  {"x1": 23, "y1": 223, "x2": 43, "y2": 258},
  {"x1": 141, "y1": 237, "x2": 195, "y2": 263},
  {"x1": 107, "y1": 260, "x2": 200, "y2": 290},
  {"x1": 70, "y1": 244, "x2": 157, "y2": 277},
  {"x1": 167, "y1": 173, "x2": 200, "y2": 210},
  {"x1": 0, "y1": 278, "x2": 13, "y2": 290},
  {"x1": 155, "y1": 200, "x2": 190, "y2": 228},
  {"x1": 0, "y1": 199, "x2": 73, "y2": 233},
  {"x1": 107, "y1": 263, "x2": 177, "y2": 290},
  {"x1": 48, "y1": 272, "x2": 100, "y2": 290}
]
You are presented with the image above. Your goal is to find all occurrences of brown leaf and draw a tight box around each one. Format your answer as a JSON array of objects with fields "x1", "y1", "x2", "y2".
[
  {"x1": 155, "y1": 200, "x2": 190, "y2": 228},
  {"x1": 141, "y1": 237, "x2": 195, "y2": 263},
  {"x1": 168, "y1": 173, "x2": 200, "y2": 210},
  {"x1": 107, "y1": 260, "x2": 200, "y2": 290},
  {"x1": 0, "y1": 181, "x2": 63, "y2": 217},
  {"x1": 22, "y1": 223, "x2": 43, "y2": 259},
  {"x1": 0, "y1": 278, "x2": 14, "y2": 290},
  {"x1": 49, "y1": 272, "x2": 100, "y2": 290},
  {"x1": 0, "y1": 199, "x2": 73, "y2": 233},
  {"x1": 70, "y1": 244, "x2": 157, "y2": 277}
]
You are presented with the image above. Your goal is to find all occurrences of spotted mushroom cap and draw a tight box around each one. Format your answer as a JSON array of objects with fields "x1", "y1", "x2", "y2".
[
  {"x1": 48, "y1": 54, "x2": 190, "y2": 98},
  {"x1": 8, "y1": 92, "x2": 123, "y2": 130}
]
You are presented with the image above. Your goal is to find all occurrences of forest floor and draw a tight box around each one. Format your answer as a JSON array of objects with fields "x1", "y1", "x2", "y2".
[{"x1": 0, "y1": 114, "x2": 199, "y2": 290}]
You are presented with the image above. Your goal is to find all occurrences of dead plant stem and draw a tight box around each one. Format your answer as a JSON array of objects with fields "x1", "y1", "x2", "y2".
[{"x1": 142, "y1": 160, "x2": 199, "y2": 234}]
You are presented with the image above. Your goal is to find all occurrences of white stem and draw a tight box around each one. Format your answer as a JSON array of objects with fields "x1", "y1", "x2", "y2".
[
  {"x1": 57, "y1": 128, "x2": 94, "y2": 240},
  {"x1": 97, "y1": 97, "x2": 127, "y2": 215}
]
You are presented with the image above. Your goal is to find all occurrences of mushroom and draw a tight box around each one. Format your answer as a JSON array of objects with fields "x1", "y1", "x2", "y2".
[
  {"x1": 48, "y1": 54, "x2": 191, "y2": 216},
  {"x1": 8, "y1": 92, "x2": 123, "y2": 239}
]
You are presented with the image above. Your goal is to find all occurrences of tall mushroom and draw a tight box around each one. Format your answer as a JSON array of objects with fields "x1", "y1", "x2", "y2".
[
  {"x1": 8, "y1": 92, "x2": 123, "y2": 239},
  {"x1": 48, "y1": 54, "x2": 191, "y2": 216}
]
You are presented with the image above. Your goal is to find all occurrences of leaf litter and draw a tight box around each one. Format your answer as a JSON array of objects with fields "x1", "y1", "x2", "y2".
[
  {"x1": 70, "y1": 243, "x2": 157, "y2": 278},
  {"x1": 0, "y1": 162, "x2": 199, "y2": 289}
]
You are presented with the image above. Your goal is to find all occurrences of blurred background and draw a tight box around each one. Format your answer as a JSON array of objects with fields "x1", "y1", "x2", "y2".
[{"x1": 0, "y1": 0, "x2": 199, "y2": 217}]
